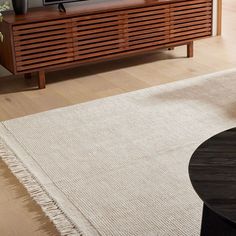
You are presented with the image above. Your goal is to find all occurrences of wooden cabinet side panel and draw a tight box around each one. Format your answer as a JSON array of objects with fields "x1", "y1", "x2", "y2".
[{"x1": 0, "y1": 21, "x2": 16, "y2": 74}]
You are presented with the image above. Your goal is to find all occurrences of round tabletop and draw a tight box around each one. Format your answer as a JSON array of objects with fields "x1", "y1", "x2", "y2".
[{"x1": 189, "y1": 127, "x2": 236, "y2": 225}]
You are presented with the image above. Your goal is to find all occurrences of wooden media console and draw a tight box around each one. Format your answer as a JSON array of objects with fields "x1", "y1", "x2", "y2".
[{"x1": 0, "y1": 0, "x2": 213, "y2": 89}]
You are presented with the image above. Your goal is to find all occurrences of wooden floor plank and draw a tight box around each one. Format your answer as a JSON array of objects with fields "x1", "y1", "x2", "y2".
[{"x1": 0, "y1": 0, "x2": 232, "y2": 235}]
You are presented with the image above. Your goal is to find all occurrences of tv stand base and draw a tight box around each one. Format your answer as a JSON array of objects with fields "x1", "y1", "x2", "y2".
[{"x1": 0, "y1": 0, "x2": 212, "y2": 89}]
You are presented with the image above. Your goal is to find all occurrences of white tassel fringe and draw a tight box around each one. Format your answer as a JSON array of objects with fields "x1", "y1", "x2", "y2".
[{"x1": 0, "y1": 138, "x2": 83, "y2": 236}]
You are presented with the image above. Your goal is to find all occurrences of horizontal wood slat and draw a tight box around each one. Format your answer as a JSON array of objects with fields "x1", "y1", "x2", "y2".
[
  {"x1": 170, "y1": 3, "x2": 211, "y2": 12},
  {"x1": 171, "y1": 27, "x2": 211, "y2": 37},
  {"x1": 15, "y1": 43, "x2": 74, "y2": 56},
  {"x1": 171, "y1": 0, "x2": 212, "y2": 7},
  {"x1": 16, "y1": 48, "x2": 74, "y2": 62},
  {"x1": 14, "y1": 33, "x2": 73, "y2": 46},
  {"x1": 72, "y1": 4, "x2": 169, "y2": 22},
  {"x1": 13, "y1": 22, "x2": 72, "y2": 36},
  {"x1": 74, "y1": 39, "x2": 123, "y2": 51},
  {"x1": 170, "y1": 24, "x2": 211, "y2": 33},
  {"x1": 170, "y1": 19, "x2": 211, "y2": 29},
  {"x1": 15, "y1": 38, "x2": 73, "y2": 51},
  {"x1": 13, "y1": 19, "x2": 72, "y2": 30},
  {"x1": 16, "y1": 52, "x2": 74, "y2": 66},
  {"x1": 13, "y1": 28, "x2": 73, "y2": 41},
  {"x1": 170, "y1": 7, "x2": 212, "y2": 16},
  {"x1": 17, "y1": 57, "x2": 73, "y2": 71}
]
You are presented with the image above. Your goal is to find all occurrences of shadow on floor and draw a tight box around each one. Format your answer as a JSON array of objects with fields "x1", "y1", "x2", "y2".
[
  {"x1": 145, "y1": 71, "x2": 236, "y2": 119},
  {"x1": 0, "y1": 50, "x2": 184, "y2": 94}
]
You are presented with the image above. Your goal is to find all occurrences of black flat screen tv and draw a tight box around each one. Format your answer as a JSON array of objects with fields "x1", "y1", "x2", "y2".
[{"x1": 43, "y1": 0, "x2": 87, "y2": 5}]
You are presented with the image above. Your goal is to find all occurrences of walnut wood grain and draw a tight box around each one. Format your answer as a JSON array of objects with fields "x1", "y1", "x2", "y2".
[
  {"x1": 189, "y1": 128, "x2": 236, "y2": 235},
  {"x1": 0, "y1": 0, "x2": 213, "y2": 88}
]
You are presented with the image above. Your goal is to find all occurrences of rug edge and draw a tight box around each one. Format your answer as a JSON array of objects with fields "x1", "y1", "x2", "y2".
[{"x1": 0, "y1": 135, "x2": 82, "y2": 236}]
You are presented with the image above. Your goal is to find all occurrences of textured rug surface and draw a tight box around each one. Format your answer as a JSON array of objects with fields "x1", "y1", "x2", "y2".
[{"x1": 1, "y1": 69, "x2": 236, "y2": 236}]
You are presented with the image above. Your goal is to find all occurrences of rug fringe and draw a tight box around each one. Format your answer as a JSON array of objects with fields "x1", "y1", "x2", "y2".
[{"x1": 0, "y1": 138, "x2": 83, "y2": 236}]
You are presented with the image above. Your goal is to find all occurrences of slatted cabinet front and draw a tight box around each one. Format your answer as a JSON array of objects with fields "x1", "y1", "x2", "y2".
[
  {"x1": 72, "y1": 12, "x2": 125, "y2": 62},
  {"x1": 13, "y1": 19, "x2": 74, "y2": 72},
  {"x1": 170, "y1": 0, "x2": 212, "y2": 44},
  {"x1": 72, "y1": 3, "x2": 170, "y2": 63},
  {"x1": 125, "y1": 4, "x2": 170, "y2": 52},
  {"x1": 11, "y1": 0, "x2": 212, "y2": 73}
]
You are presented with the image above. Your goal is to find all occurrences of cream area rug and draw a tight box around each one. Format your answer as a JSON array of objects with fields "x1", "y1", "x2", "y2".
[{"x1": 1, "y1": 68, "x2": 236, "y2": 236}]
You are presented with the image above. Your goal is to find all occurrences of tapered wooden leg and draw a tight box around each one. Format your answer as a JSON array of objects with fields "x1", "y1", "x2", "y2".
[
  {"x1": 201, "y1": 204, "x2": 236, "y2": 236},
  {"x1": 38, "y1": 71, "x2": 46, "y2": 89},
  {"x1": 187, "y1": 42, "x2": 194, "y2": 58}
]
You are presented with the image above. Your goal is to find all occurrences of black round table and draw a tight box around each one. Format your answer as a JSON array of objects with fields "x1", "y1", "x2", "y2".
[{"x1": 189, "y1": 128, "x2": 236, "y2": 236}]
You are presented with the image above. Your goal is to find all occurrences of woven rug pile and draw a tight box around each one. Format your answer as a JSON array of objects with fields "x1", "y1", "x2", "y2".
[{"x1": 1, "y1": 69, "x2": 236, "y2": 236}]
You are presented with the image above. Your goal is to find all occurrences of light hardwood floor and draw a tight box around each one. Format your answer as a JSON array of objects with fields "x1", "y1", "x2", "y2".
[{"x1": 0, "y1": 1, "x2": 234, "y2": 235}]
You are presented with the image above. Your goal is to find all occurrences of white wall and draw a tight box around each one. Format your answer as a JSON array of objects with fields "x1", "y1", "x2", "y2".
[
  {"x1": 212, "y1": 0, "x2": 218, "y2": 36},
  {"x1": 29, "y1": 0, "x2": 43, "y2": 7},
  {"x1": 9, "y1": 0, "x2": 43, "y2": 8}
]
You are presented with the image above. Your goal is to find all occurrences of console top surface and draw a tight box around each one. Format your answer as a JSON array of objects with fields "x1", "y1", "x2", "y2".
[{"x1": 2, "y1": 0, "x2": 184, "y2": 24}]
